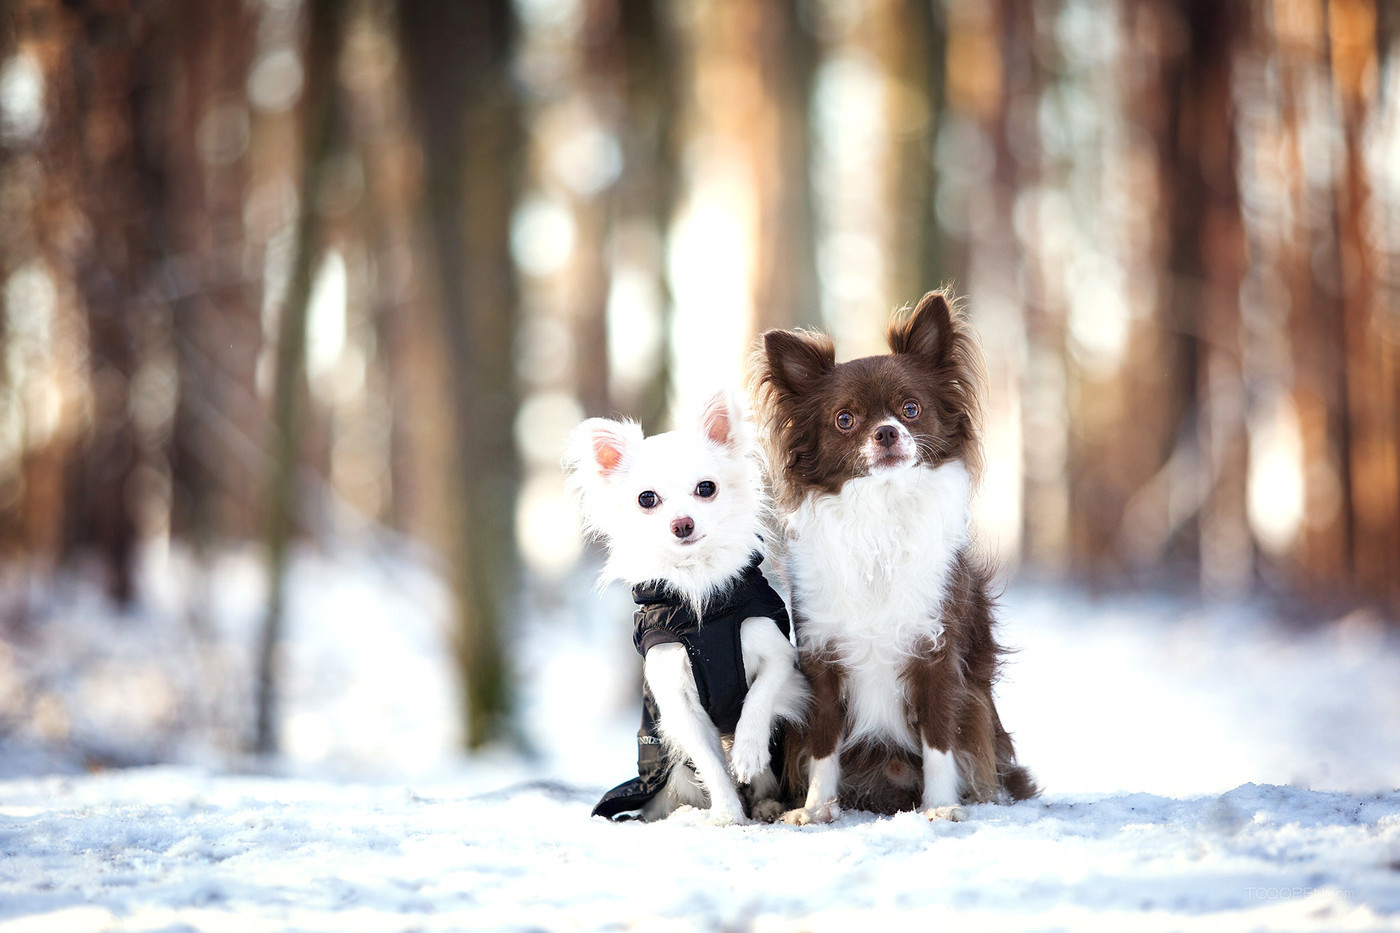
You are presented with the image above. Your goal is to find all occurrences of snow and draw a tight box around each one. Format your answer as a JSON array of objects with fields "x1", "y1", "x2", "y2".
[
  {"x1": 3, "y1": 550, "x2": 1400, "y2": 931},
  {"x1": 2, "y1": 771, "x2": 1397, "y2": 931},
  {"x1": 0, "y1": 544, "x2": 460, "y2": 778}
]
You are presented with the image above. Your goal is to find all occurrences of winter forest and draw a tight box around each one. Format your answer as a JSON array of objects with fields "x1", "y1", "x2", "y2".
[{"x1": 2, "y1": 0, "x2": 1400, "y2": 930}]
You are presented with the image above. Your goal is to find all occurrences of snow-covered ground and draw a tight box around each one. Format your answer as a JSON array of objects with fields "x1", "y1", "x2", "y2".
[
  {"x1": 3, "y1": 768, "x2": 1397, "y2": 932},
  {"x1": 3, "y1": 549, "x2": 1400, "y2": 931}
]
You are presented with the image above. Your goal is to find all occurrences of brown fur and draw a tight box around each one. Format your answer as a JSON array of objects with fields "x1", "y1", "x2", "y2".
[{"x1": 755, "y1": 290, "x2": 1037, "y2": 814}]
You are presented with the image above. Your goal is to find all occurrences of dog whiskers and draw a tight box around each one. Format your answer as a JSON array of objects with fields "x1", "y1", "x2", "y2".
[{"x1": 915, "y1": 435, "x2": 948, "y2": 466}]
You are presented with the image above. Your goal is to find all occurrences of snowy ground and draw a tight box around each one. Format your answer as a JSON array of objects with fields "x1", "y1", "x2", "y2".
[
  {"x1": 3, "y1": 549, "x2": 1400, "y2": 931},
  {"x1": 3, "y1": 769, "x2": 1397, "y2": 932}
]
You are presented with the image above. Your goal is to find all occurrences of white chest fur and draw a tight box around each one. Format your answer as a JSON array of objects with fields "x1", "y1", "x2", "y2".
[{"x1": 786, "y1": 460, "x2": 972, "y2": 750}]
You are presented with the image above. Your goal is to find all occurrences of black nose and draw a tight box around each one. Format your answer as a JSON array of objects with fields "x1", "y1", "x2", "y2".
[
  {"x1": 874, "y1": 425, "x2": 899, "y2": 448},
  {"x1": 671, "y1": 517, "x2": 695, "y2": 539}
]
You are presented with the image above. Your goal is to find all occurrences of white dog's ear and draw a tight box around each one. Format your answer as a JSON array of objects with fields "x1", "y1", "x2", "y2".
[
  {"x1": 697, "y1": 390, "x2": 747, "y2": 451},
  {"x1": 565, "y1": 418, "x2": 643, "y2": 482}
]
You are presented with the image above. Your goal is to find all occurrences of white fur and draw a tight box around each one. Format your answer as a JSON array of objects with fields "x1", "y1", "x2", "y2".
[
  {"x1": 921, "y1": 743, "x2": 961, "y2": 810},
  {"x1": 859, "y1": 417, "x2": 918, "y2": 471},
  {"x1": 782, "y1": 753, "x2": 842, "y2": 825},
  {"x1": 641, "y1": 761, "x2": 706, "y2": 820},
  {"x1": 563, "y1": 392, "x2": 806, "y2": 823},
  {"x1": 732, "y1": 617, "x2": 810, "y2": 782},
  {"x1": 564, "y1": 398, "x2": 766, "y2": 612},
  {"x1": 786, "y1": 458, "x2": 972, "y2": 754},
  {"x1": 643, "y1": 643, "x2": 747, "y2": 824}
]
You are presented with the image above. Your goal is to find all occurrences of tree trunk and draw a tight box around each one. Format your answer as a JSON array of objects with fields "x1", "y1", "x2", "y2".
[
  {"x1": 253, "y1": 0, "x2": 347, "y2": 757},
  {"x1": 1169, "y1": 1, "x2": 1251, "y2": 597},
  {"x1": 396, "y1": 0, "x2": 522, "y2": 749},
  {"x1": 1325, "y1": 0, "x2": 1399, "y2": 609},
  {"x1": 749, "y1": 0, "x2": 819, "y2": 334},
  {"x1": 165, "y1": 0, "x2": 261, "y2": 547},
  {"x1": 59, "y1": 0, "x2": 172, "y2": 607},
  {"x1": 880, "y1": 0, "x2": 951, "y2": 304}
]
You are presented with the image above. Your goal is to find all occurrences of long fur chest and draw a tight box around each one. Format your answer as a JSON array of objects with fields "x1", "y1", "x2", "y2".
[{"x1": 786, "y1": 460, "x2": 972, "y2": 748}]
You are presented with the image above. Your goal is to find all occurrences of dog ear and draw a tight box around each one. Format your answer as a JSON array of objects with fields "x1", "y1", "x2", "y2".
[
  {"x1": 565, "y1": 418, "x2": 643, "y2": 481},
  {"x1": 761, "y1": 329, "x2": 835, "y2": 396},
  {"x1": 888, "y1": 291, "x2": 953, "y2": 362},
  {"x1": 697, "y1": 390, "x2": 747, "y2": 451}
]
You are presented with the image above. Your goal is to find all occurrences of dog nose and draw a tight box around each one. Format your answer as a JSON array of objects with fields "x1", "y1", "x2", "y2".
[
  {"x1": 874, "y1": 425, "x2": 899, "y2": 448},
  {"x1": 671, "y1": 517, "x2": 695, "y2": 539}
]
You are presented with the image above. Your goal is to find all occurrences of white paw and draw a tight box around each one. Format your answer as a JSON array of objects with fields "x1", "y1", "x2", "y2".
[
  {"x1": 782, "y1": 802, "x2": 842, "y2": 826},
  {"x1": 923, "y1": 805, "x2": 966, "y2": 823},
  {"x1": 729, "y1": 733, "x2": 771, "y2": 784}
]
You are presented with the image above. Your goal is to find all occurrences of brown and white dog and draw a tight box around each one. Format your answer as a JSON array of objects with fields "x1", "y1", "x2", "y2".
[{"x1": 751, "y1": 290, "x2": 1037, "y2": 823}]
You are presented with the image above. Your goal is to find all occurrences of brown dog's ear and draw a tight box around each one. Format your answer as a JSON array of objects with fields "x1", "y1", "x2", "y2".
[
  {"x1": 888, "y1": 291, "x2": 954, "y2": 362},
  {"x1": 762, "y1": 329, "x2": 835, "y2": 396}
]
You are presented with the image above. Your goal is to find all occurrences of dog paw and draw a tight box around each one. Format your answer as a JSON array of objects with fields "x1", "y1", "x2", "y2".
[
  {"x1": 922, "y1": 805, "x2": 966, "y2": 823},
  {"x1": 749, "y1": 798, "x2": 785, "y2": 823},
  {"x1": 729, "y1": 736, "x2": 771, "y2": 784},
  {"x1": 782, "y1": 802, "x2": 842, "y2": 826}
]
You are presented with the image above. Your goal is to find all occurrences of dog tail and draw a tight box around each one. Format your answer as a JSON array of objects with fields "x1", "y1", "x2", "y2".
[{"x1": 995, "y1": 715, "x2": 1040, "y2": 801}]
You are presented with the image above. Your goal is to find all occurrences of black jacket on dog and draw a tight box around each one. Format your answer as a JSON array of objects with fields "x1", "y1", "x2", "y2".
[{"x1": 591, "y1": 553, "x2": 792, "y2": 820}]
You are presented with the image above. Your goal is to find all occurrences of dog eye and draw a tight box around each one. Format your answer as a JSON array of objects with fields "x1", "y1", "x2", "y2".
[
  {"x1": 835, "y1": 410, "x2": 856, "y2": 431},
  {"x1": 695, "y1": 480, "x2": 717, "y2": 499},
  {"x1": 901, "y1": 399, "x2": 921, "y2": 419},
  {"x1": 638, "y1": 490, "x2": 659, "y2": 510}
]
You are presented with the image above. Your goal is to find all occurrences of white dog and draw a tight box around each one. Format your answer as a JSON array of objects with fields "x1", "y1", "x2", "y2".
[{"x1": 565, "y1": 392, "x2": 808, "y2": 824}]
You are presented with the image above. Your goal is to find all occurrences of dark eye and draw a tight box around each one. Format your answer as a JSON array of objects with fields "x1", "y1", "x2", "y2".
[
  {"x1": 835, "y1": 410, "x2": 856, "y2": 431},
  {"x1": 901, "y1": 399, "x2": 920, "y2": 420},
  {"x1": 638, "y1": 490, "x2": 659, "y2": 510},
  {"x1": 695, "y1": 480, "x2": 717, "y2": 499}
]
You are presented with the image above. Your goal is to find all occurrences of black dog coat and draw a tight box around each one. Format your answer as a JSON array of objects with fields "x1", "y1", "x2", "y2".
[{"x1": 591, "y1": 553, "x2": 792, "y2": 820}]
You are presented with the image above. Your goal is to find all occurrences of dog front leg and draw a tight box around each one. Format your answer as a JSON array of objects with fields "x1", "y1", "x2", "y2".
[
  {"x1": 732, "y1": 617, "x2": 809, "y2": 783},
  {"x1": 644, "y1": 643, "x2": 748, "y2": 825},
  {"x1": 782, "y1": 654, "x2": 845, "y2": 825},
  {"x1": 908, "y1": 645, "x2": 967, "y2": 821}
]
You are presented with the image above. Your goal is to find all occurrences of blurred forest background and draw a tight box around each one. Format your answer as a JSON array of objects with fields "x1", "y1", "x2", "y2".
[{"x1": 0, "y1": 0, "x2": 1397, "y2": 757}]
